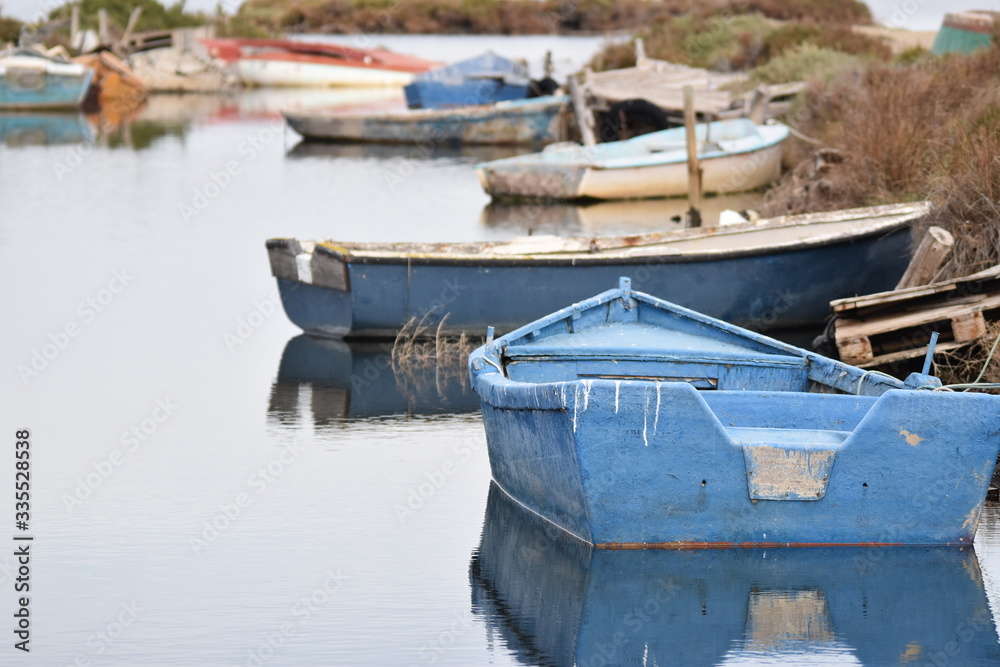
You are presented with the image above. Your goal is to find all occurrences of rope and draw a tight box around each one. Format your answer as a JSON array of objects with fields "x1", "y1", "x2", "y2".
[
  {"x1": 857, "y1": 369, "x2": 899, "y2": 395},
  {"x1": 968, "y1": 329, "x2": 1000, "y2": 389}
]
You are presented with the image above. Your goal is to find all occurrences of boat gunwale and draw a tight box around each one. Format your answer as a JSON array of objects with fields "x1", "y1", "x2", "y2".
[{"x1": 286, "y1": 203, "x2": 927, "y2": 267}]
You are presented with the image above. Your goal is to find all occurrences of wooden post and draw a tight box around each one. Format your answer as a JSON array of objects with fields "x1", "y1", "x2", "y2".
[
  {"x1": 683, "y1": 85, "x2": 702, "y2": 227},
  {"x1": 568, "y1": 74, "x2": 596, "y2": 147},
  {"x1": 895, "y1": 226, "x2": 955, "y2": 289},
  {"x1": 747, "y1": 85, "x2": 768, "y2": 125},
  {"x1": 635, "y1": 37, "x2": 647, "y2": 67},
  {"x1": 543, "y1": 50, "x2": 553, "y2": 78},
  {"x1": 70, "y1": 5, "x2": 79, "y2": 50},
  {"x1": 121, "y1": 7, "x2": 143, "y2": 53},
  {"x1": 98, "y1": 9, "x2": 109, "y2": 45}
]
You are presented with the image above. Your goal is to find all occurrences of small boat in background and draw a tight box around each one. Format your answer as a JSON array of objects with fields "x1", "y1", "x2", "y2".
[
  {"x1": 202, "y1": 38, "x2": 439, "y2": 87},
  {"x1": 404, "y1": 52, "x2": 530, "y2": 109},
  {"x1": 266, "y1": 202, "x2": 928, "y2": 338},
  {"x1": 469, "y1": 277, "x2": 1000, "y2": 547},
  {"x1": 284, "y1": 95, "x2": 569, "y2": 146},
  {"x1": 478, "y1": 118, "x2": 789, "y2": 201},
  {"x1": 932, "y1": 10, "x2": 999, "y2": 55},
  {"x1": 0, "y1": 48, "x2": 93, "y2": 110}
]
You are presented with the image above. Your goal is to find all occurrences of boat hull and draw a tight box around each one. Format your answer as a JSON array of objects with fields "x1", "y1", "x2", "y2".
[
  {"x1": 0, "y1": 64, "x2": 92, "y2": 110},
  {"x1": 237, "y1": 57, "x2": 416, "y2": 87},
  {"x1": 479, "y1": 140, "x2": 784, "y2": 200},
  {"x1": 476, "y1": 380, "x2": 999, "y2": 546},
  {"x1": 270, "y1": 224, "x2": 912, "y2": 337},
  {"x1": 284, "y1": 96, "x2": 568, "y2": 146}
]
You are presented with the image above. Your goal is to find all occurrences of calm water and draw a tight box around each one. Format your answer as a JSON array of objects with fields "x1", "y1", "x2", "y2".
[{"x1": 2, "y1": 34, "x2": 1000, "y2": 666}]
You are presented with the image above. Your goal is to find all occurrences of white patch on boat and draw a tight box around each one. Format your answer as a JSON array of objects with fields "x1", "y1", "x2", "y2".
[
  {"x1": 643, "y1": 392, "x2": 650, "y2": 447},
  {"x1": 654, "y1": 382, "x2": 662, "y2": 435},
  {"x1": 614, "y1": 381, "x2": 621, "y2": 413},
  {"x1": 295, "y1": 253, "x2": 313, "y2": 283},
  {"x1": 582, "y1": 380, "x2": 592, "y2": 411}
]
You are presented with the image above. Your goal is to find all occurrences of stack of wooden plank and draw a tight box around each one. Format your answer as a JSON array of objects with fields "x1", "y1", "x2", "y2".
[{"x1": 832, "y1": 265, "x2": 1000, "y2": 368}]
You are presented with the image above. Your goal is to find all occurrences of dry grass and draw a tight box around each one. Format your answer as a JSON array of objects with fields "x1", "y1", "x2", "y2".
[
  {"x1": 934, "y1": 322, "x2": 1000, "y2": 387},
  {"x1": 391, "y1": 314, "x2": 481, "y2": 399},
  {"x1": 233, "y1": 0, "x2": 871, "y2": 37}
]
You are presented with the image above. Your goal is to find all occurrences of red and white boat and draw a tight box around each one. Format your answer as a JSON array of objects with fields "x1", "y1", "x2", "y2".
[{"x1": 201, "y1": 38, "x2": 440, "y2": 88}]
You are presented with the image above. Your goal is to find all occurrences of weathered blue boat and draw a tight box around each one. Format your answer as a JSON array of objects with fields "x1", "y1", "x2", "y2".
[
  {"x1": 468, "y1": 277, "x2": 1000, "y2": 547},
  {"x1": 283, "y1": 94, "x2": 569, "y2": 146},
  {"x1": 404, "y1": 52, "x2": 530, "y2": 110},
  {"x1": 267, "y1": 202, "x2": 928, "y2": 338},
  {"x1": 0, "y1": 49, "x2": 93, "y2": 110},
  {"x1": 472, "y1": 482, "x2": 1000, "y2": 666},
  {"x1": 477, "y1": 118, "x2": 789, "y2": 201}
]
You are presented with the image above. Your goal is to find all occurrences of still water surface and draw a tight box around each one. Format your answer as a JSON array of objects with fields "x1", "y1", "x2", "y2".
[{"x1": 1, "y1": 34, "x2": 999, "y2": 666}]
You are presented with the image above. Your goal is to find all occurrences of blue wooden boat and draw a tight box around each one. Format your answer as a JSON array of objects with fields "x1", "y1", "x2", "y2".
[
  {"x1": 472, "y1": 482, "x2": 1000, "y2": 666},
  {"x1": 477, "y1": 118, "x2": 789, "y2": 201},
  {"x1": 468, "y1": 277, "x2": 1000, "y2": 547},
  {"x1": 404, "y1": 52, "x2": 530, "y2": 110},
  {"x1": 284, "y1": 94, "x2": 568, "y2": 147},
  {"x1": 266, "y1": 202, "x2": 928, "y2": 338},
  {"x1": 0, "y1": 50, "x2": 93, "y2": 110}
]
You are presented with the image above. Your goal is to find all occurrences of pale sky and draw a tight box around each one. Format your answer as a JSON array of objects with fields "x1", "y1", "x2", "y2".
[{"x1": 2, "y1": 0, "x2": 998, "y2": 33}]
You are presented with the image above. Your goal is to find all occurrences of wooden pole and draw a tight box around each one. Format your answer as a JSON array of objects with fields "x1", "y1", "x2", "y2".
[
  {"x1": 683, "y1": 85, "x2": 702, "y2": 227},
  {"x1": 70, "y1": 5, "x2": 79, "y2": 50},
  {"x1": 895, "y1": 226, "x2": 955, "y2": 289},
  {"x1": 635, "y1": 37, "x2": 647, "y2": 67},
  {"x1": 568, "y1": 74, "x2": 596, "y2": 147},
  {"x1": 98, "y1": 9, "x2": 109, "y2": 46},
  {"x1": 121, "y1": 7, "x2": 143, "y2": 53}
]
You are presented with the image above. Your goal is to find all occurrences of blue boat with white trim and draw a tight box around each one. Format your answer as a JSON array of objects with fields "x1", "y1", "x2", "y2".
[
  {"x1": 468, "y1": 277, "x2": 1000, "y2": 547},
  {"x1": 0, "y1": 49, "x2": 93, "y2": 110}
]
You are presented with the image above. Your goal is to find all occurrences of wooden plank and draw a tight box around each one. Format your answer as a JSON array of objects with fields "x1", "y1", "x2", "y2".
[
  {"x1": 839, "y1": 337, "x2": 874, "y2": 366},
  {"x1": 895, "y1": 226, "x2": 954, "y2": 289},
  {"x1": 857, "y1": 340, "x2": 969, "y2": 369},
  {"x1": 952, "y1": 311, "x2": 987, "y2": 342},
  {"x1": 832, "y1": 262, "x2": 1000, "y2": 313},
  {"x1": 835, "y1": 293, "x2": 1000, "y2": 340}
]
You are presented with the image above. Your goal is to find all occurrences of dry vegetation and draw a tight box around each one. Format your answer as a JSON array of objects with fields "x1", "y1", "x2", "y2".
[
  {"x1": 232, "y1": 0, "x2": 870, "y2": 37},
  {"x1": 391, "y1": 314, "x2": 480, "y2": 400}
]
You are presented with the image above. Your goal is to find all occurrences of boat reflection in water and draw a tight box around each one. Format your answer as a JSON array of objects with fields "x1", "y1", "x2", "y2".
[
  {"x1": 268, "y1": 334, "x2": 480, "y2": 426},
  {"x1": 471, "y1": 483, "x2": 1000, "y2": 667},
  {"x1": 480, "y1": 191, "x2": 765, "y2": 237},
  {"x1": 0, "y1": 113, "x2": 93, "y2": 146},
  {"x1": 286, "y1": 139, "x2": 522, "y2": 163}
]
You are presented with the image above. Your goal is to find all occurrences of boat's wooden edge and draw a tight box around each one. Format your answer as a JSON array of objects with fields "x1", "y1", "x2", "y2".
[{"x1": 275, "y1": 202, "x2": 928, "y2": 263}]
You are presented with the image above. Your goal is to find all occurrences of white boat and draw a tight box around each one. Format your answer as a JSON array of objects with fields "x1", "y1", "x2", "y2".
[{"x1": 477, "y1": 118, "x2": 789, "y2": 201}]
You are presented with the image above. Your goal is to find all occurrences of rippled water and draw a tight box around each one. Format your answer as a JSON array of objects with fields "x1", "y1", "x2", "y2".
[{"x1": 1, "y1": 33, "x2": 999, "y2": 665}]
